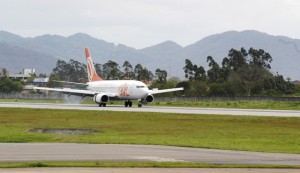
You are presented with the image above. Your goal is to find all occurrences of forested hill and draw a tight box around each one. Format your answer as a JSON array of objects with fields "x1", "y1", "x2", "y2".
[{"x1": 0, "y1": 30, "x2": 299, "y2": 80}]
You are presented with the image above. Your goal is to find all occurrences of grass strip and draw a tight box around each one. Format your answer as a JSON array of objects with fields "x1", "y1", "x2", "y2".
[{"x1": 0, "y1": 107, "x2": 300, "y2": 153}]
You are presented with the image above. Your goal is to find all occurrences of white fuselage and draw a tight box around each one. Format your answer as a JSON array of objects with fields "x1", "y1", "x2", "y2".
[{"x1": 86, "y1": 80, "x2": 149, "y2": 100}]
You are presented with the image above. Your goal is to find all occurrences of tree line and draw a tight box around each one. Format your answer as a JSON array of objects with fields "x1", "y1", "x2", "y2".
[
  {"x1": 0, "y1": 47, "x2": 297, "y2": 96},
  {"x1": 48, "y1": 59, "x2": 168, "y2": 84},
  {"x1": 180, "y1": 47, "x2": 295, "y2": 96}
]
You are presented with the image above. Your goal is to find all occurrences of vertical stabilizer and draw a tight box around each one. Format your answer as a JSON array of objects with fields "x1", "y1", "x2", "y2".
[{"x1": 85, "y1": 48, "x2": 102, "y2": 82}]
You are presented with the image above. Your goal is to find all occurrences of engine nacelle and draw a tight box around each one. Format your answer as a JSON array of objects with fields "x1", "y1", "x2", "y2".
[
  {"x1": 93, "y1": 94, "x2": 109, "y2": 104},
  {"x1": 142, "y1": 94, "x2": 154, "y2": 104}
]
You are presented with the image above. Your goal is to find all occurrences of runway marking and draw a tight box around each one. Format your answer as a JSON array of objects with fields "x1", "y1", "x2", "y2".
[{"x1": 128, "y1": 156, "x2": 188, "y2": 162}]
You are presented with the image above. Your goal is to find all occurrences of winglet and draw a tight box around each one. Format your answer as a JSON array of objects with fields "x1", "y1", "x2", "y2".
[{"x1": 85, "y1": 48, "x2": 102, "y2": 82}]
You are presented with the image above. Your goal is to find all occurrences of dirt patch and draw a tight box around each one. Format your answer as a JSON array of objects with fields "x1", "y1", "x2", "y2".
[{"x1": 28, "y1": 128, "x2": 101, "y2": 135}]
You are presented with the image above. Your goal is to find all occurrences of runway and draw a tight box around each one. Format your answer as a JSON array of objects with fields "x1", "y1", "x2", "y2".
[
  {"x1": 1, "y1": 102, "x2": 300, "y2": 117},
  {"x1": 1, "y1": 168, "x2": 299, "y2": 173},
  {"x1": 1, "y1": 143, "x2": 300, "y2": 165}
]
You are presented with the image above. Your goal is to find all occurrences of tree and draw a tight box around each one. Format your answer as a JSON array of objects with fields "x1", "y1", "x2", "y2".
[
  {"x1": 194, "y1": 65, "x2": 206, "y2": 81},
  {"x1": 206, "y1": 56, "x2": 223, "y2": 83},
  {"x1": 140, "y1": 67, "x2": 154, "y2": 81},
  {"x1": 228, "y1": 64, "x2": 272, "y2": 96},
  {"x1": 226, "y1": 48, "x2": 247, "y2": 71},
  {"x1": 122, "y1": 61, "x2": 134, "y2": 79},
  {"x1": 183, "y1": 59, "x2": 206, "y2": 81},
  {"x1": 102, "y1": 60, "x2": 122, "y2": 80},
  {"x1": 183, "y1": 59, "x2": 195, "y2": 81},
  {"x1": 51, "y1": 59, "x2": 87, "y2": 83},
  {"x1": 69, "y1": 59, "x2": 87, "y2": 82},
  {"x1": 134, "y1": 64, "x2": 144, "y2": 81},
  {"x1": 264, "y1": 73, "x2": 295, "y2": 94},
  {"x1": 155, "y1": 68, "x2": 167, "y2": 83},
  {"x1": 221, "y1": 57, "x2": 231, "y2": 80},
  {"x1": 248, "y1": 48, "x2": 272, "y2": 69},
  {"x1": 0, "y1": 77, "x2": 23, "y2": 93}
]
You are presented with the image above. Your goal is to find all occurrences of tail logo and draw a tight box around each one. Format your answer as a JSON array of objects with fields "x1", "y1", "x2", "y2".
[
  {"x1": 86, "y1": 56, "x2": 95, "y2": 82},
  {"x1": 85, "y1": 48, "x2": 102, "y2": 82}
]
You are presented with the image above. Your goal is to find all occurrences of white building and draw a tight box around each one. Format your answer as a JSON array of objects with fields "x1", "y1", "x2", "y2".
[{"x1": 23, "y1": 68, "x2": 35, "y2": 75}]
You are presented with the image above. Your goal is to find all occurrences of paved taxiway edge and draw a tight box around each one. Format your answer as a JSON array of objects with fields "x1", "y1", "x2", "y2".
[{"x1": 0, "y1": 143, "x2": 300, "y2": 165}]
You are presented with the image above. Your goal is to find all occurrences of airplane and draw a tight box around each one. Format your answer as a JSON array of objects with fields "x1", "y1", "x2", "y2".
[{"x1": 33, "y1": 48, "x2": 184, "y2": 107}]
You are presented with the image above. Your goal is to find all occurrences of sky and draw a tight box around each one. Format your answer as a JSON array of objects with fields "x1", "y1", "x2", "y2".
[{"x1": 0, "y1": 0, "x2": 300, "y2": 49}]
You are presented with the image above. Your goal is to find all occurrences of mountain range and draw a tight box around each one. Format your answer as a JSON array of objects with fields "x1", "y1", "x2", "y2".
[{"x1": 0, "y1": 30, "x2": 299, "y2": 80}]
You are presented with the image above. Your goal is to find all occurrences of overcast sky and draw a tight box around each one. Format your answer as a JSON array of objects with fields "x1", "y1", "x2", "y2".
[{"x1": 0, "y1": 0, "x2": 300, "y2": 48}]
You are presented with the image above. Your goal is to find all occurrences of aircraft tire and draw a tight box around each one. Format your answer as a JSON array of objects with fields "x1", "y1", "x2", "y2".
[{"x1": 128, "y1": 101, "x2": 132, "y2": 107}]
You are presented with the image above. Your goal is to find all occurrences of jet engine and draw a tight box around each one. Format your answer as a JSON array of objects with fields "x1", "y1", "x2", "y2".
[
  {"x1": 93, "y1": 94, "x2": 109, "y2": 103},
  {"x1": 142, "y1": 94, "x2": 154, "y2": 104}
]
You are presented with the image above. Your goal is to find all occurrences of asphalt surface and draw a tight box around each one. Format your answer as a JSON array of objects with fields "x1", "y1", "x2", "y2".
[
  {"x1": 1, "y1": 143, "x2": 300, "y2": 165},
  {"x1": 1, "y1": 168, "x2": 299, "y2": 173},
  {"x1": 1, "y1": 102, "x2": 300, "y2": 117}
]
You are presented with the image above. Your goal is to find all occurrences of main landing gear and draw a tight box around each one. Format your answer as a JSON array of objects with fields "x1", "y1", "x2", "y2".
[
  {"x1": 124, "y1": 100, "x2": 143, "y2": 107},
  {"x1": 138, "y1": 102, "x2": 142, "y2": 107},
  {"x1": 138, "y1": 100, "x2": 142, "y2": 108},
  {"x1": 99, "y1": 103, "x2": 106, "y2": 107},
  {"x1": 125, "y1": 100, "x2": 133, "y2": 107}
]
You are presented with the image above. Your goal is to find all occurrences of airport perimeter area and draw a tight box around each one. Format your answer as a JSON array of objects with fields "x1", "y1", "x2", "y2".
[{"x1": 0, "y1": 102, "x2": 300, "y2": 172}]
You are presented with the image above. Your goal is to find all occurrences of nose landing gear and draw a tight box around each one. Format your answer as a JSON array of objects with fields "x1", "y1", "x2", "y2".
[{"x1": 99, "y1": 103, "x2": 106, "y2": 107}]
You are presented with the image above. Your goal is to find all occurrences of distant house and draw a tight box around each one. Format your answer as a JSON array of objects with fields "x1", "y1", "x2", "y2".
[
  {"x1": 8, "y1": 68, "x2": 35, "y2": 81},
  {"x1": 23, "y1": 68, "x2": 35, "y2": 75},
  {"x1": 32, "y1": 77, "x2": 49, "y2": 87},
  {"x1": 8, "y1": 73, "x2": 31, "y2": 81}
]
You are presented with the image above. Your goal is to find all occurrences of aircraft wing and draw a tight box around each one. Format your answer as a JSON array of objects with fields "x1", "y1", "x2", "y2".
[
  {"x1": 149, "y1": 87, "x2": 184, "y2": 95},
  {"x1": 33, "y1": 87, "x2": 117, "y2": 97},
  {"x1": 53, "y1": 80, "x2": 88, "y2": 86}
]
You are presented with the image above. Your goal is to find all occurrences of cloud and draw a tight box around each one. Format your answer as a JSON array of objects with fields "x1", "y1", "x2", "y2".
[{"x1": 0, "y1": 0, "x2": 300, "y2": 48}]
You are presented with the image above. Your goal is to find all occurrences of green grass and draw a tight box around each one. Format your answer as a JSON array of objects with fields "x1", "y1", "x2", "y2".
[
  {"x1": 1, "y1": 161, "x2": 300, "y2": 168},
  {"x1": 0, "y1": 108, "x2": 300, "y2": 154},
  {"x1": 153, "y1": 100, "x2": 300, "y2": 110}
]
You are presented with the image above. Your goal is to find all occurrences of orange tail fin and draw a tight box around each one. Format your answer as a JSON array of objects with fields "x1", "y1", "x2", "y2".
[{"x1": 85, "y1": 48, "x2": 102, "y2": 82}]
